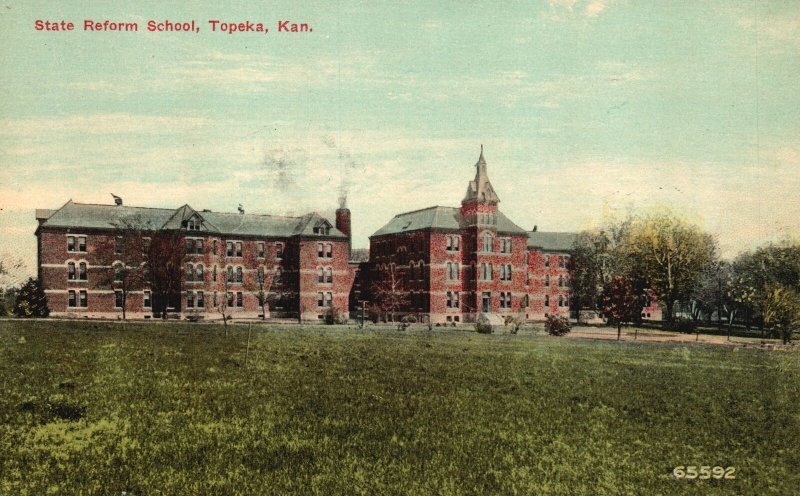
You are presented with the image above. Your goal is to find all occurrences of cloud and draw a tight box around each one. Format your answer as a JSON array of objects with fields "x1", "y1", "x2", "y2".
[
  {"x1": 0, "y1": 114, "x2": 207, "y2": 137},
  {"x1": 547, "y1": 0, "x2": 614, "y2": 18}
]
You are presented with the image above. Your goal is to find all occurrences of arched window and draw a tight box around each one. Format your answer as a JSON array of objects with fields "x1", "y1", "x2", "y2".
[
  {"x1": 186, "y1": 264, "x2": 194, "y2": 282},
  {"x1": 558, "y1": 275, "x2": 563, "y2": 287},
  {"x1": 226, "y1": 266, "x2": 233, "y2": 283},
  {"x1": 78, "y1": 262, "x2": 87, "y2": 281},
  {"x1": 236, "y1": 266, "x2": 243, "y2": 283},
  {"x1": 326, "y1": 267, "x2": 333, "y2": 283},
  {"x1": 446, "y1": 262, "x2": 452, "y2": 281},
  {"x1": 257, "y1": 266, "x2": 265, "y2": 284},
  {"x1": 196, "y1": 264, "x2": 204, "y2": 281},
  {"x1": 317, "y1": 267, "x2": 324, "y2": 283},
  {"x1": 114, "y1": 263, "x2": 124, "y2": 282},
  {"x1": 67, "y1": 262, "x2": 76, "y2": 280}
]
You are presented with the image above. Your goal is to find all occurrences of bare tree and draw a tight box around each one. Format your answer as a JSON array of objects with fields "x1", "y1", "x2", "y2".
[
  {"x1": 147, "y1": 230, "x2": 186, "y2": 319},
  {"x1": 371, "y1": 264, "x2": 410, "y2": 322},
  {"x1": 99, "y1": 215, "x2": 150, "y2": 320}
]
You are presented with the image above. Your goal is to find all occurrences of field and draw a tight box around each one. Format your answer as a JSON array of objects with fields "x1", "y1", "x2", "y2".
[{"x1": 1, "y1": 320, "x2": 798, "y2": 495}]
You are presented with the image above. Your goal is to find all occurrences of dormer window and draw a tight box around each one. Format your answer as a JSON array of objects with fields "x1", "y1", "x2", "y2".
[
  {"x1": 183, "y1": 218, "x2": 201, "y2": 231},
  {"x1": 313, "y1": 220, "x2": 331, "y2": 235}
]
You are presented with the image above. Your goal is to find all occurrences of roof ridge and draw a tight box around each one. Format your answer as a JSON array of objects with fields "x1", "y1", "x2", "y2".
[
  {"x1": 394, "y1": 205, "x2": 456, "y2": 218},
  {"x1": 70, "y1": 202, "x2": 175, "y2": 211}
]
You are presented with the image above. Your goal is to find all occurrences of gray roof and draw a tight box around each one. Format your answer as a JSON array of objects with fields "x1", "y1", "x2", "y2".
[
  {"x1": 37, "y1": 200, "x2": 346, "y2": 238},
  {"x1": 526, "y1": 231, "x2": 578, "y2": 251},
  {"x1": 372, "y1": 206, "x2": 526, "y2": 237},
  {"x1": 349, "y1": 248, "x2": 370, "y2": 263}
]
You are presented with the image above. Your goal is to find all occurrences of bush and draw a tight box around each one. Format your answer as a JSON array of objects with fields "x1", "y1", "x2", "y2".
[
  {"x1": 13, "y1": 278, "x2": 49, "y2": 318},
  {"x1": 323, "y1": 307, "x2": 348, "y2": 325},
  {"x1": 504, "y1": 316, "x2": 523, "y2": 334},
  {"x1": 545, "y1": 315, "x2": 571, "y2": 336}
]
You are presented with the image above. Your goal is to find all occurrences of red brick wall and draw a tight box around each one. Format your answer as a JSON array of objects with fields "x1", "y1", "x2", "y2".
[{"x1": 525, "y1": 249, "x2": 572, "y2": 319}]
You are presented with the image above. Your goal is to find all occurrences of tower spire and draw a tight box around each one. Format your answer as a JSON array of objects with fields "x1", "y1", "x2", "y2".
[{"x1": 462, "y1": 145, "x2": 499, "y2": 204}]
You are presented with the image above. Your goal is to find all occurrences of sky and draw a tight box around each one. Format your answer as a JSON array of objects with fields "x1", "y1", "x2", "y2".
[{"x1": 1, "y1": 0, "x2": 798, "y2": 283}]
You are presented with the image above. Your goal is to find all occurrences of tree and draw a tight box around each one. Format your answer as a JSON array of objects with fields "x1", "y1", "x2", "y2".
[
  {"x1": 569, "y1": 230, "x2": 612, "y2": 322},
  {"x1": 598, "y1": 276, "x2": 644, "y2": 340},
  {"x1": 147, "y1": 231, "x2": 186, "y2": 318},
  {"x1": 759, "y1": 283, "x2": 800, "y2": 344},
  {"x1": 370, "y1": 264, "x2": 410, "y2": 322},
  {"x1": 99, "y1": 215, "x2": 150, "y2": 320},
  {"x1": 14, "y1": 278, "x2": 49, "y2": 318},
  {"x1": 615, "y1": 211, "x2": 717, "y2": 322}
]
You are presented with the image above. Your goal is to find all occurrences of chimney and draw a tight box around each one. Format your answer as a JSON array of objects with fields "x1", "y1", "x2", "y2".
[{"x1": 335, "y1": 205, "x2": 351, "y2": 258}]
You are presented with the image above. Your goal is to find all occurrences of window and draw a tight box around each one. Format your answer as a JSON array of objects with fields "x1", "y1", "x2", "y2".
[
  {"x1": 325, "y1": 292, "x2": 333, "y2": 307},
  {"x1": 226, "y1": 241, "x2": 234, "y2": 257},
  {"x1": 326, "y1": 267, "x2": 333, "y2": 284},
  {"x1": 318, "y1": 292, "x2": 325, "y2": 307},
  {"x1": 213, "y1": 240, "x2": 218, "y2": 255},
  {"x1": 213, "y1": 292, "x2": 218, "y2": 307},
  {"x1": 558, "y1": 275, "x2": 563, "y2": 288},
  {"x1": 523, "y1": 295, "x2": 529, "y2": 307},
  {"x1": 143, "y1": 291, "x2": 151, "y2": 308},
  {"x1": 500, "y1": 292, "x2": 512, "y2": 309},
  {"x1": 236, "y1": 267, "x2": 243, "y2": 283},
  {"x1": 235, "y1": 242, "x2": 242, "y2": 257},
  {"x1": 501, "y1": 264, "x2": 512, "y2": 281},
  {"x1": 186, "y1": 218, "x2": 201, "y2": 231},
  {"x1": 317, "y1": 267, "x2": 324, "y2": 283},
  {"x1": 257, "y1": 267, "x2": 265, "y2": 284},
  {"x1": 213, "y1": 265, "x2": 217, "y2": 282},
  {"x1": 317, "y1": 243, "x2": 324, "y2": 258},
  {"x1": 505, "y1": 292, "x2": 512, "y2": 308},
  {"x1": 68, "y1": 235, "x2": 87, "y2": 252},
  {"x1": 544, "y1": 294, "x2": 549, "y2": 307},
  {"x1": 453, "y1": 236, "x2": 460, "y2": 251},
  {"x1": 226, "y1": 266, "x2": 233, "y2": 283},
  {"x1": 115, "y1": 236, "x2": 123, "y2": 255},
  {"x1": 482, "y1": 233, "x2": 493, "y2": 253},
  {"x1": 276, "y1": 243, "x2": 284, "y2": 258},
  {"x1": 227, "y1": 292, "x2": 234, "y2": 307},
  {"x1": 545, "y1": 275, "x2": 550, "y2": 287},
  {"x1": 480, "y1": 263, "x2": 493, "y2": 281},
  {"x1": 446, "y1": 236, "x2": 452, "y2": 251},
  {"x1": 500, "y1": 238, "x2": 512, "y2": 254},
  {"x1": 68, "y1": 290, "x2": 76, "y2": 307},
  {"x1": 187, "y1": 292, "x2": 195, "y2": 308},
  {"x1": 68, "y1": 262, "x2": 76, "y2": 280},
  {"x1": 186, "y1": 264, "x2": 194, "y2": 282},
  {"x1": 79, "y1": 290, "x2": 88, "y2": 308},
  {"x1": 559, "y1": 295, "x2": 564, "y2": 307},
  {"x1": 454, "y1": 291, "x2": 460, "y2": 308},
  {"x1": 186, "y1": 239, "x2": 193, "y2": 253},
  {"x1": 114, "y1": 264, "x2": 123, "y2": 282},
  {"x1": 143, "y1": 237, "x2": 151, "y2": 253},
  {"x1": 236, "y1": 292, "x2": 243, "y2": 307},
  {"x1": 326, "y1": 243, "x2": 333, "y2": 258},
  {"x1": 274, "y1": 268, "x2": 282, "y2": 284},
  {"x1": 257, "y1": 242, "x2": 265, "y2": 258},
  {"x1": 558, "y1": 256, "x2": 566, "y2": 268},
  {"x1": 446, "y1": 291, "x2": 461, "y2": 308},
  {"x1": 445, "y1": 262, "x2": 459, "y2": 281},
  {"x1": 197, "y1": 291, "x2": 204, "y2": 308},
  {"x1": 78, "y1": 262, "x2": 87, "y2": 281},
  {"x1": 196, "y1": 264, "x2": 204, "y2": 281},
  {"x1": 196, "y1": 239, "x2": 204, "y2": 254},
  {"x1": 544, "y1": 255, "x2": 550, "y2": 268}
]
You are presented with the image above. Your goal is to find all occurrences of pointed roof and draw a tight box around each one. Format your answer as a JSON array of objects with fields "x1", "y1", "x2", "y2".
[{"x1": 463, "y1": 145, "x2": 500, "y2": 204}]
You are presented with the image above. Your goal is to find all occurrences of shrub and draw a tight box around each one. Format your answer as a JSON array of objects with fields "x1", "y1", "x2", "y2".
[
  {"x1": 504, "y1": 315, "x2": 523, "y2": 334},
  {"x1": 664, "y1": 319, "x2": 696, "y2": 334},
  {"x1": 323, "y1": 307, "x2": 348, "y2": 325},
  {"x1": 545, "y1": 315, "x2": 571, "y2": 336},
  {"x1": 13, "y1": 278, "x2": 49, "y2": 318}
]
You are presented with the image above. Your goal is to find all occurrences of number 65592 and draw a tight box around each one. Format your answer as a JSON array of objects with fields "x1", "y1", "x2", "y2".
[{"x1": 673, "y1": 466, "x2": 735, "y2": 479}]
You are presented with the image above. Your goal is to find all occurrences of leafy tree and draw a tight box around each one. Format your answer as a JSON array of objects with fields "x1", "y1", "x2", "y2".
[
  {"x1": 568, "y1": 230, "x2": 611, "y2": 322},
  {"x1": 598, "y1": 276, "x2": 644, "y2": 340},
  {"x1": 759, "y1": 283, "x2": 800, "y2": 344},
  {"x1": 13, "y1": 278, "x2": 49, "y2": 318},
  {"x1": 615, "y1": 211, "x2": 717, "y2": 322}
]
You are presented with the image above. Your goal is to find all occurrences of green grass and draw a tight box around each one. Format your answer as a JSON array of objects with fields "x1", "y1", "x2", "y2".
[{"x1": 1, "y1": 320, "x2": 798, "y2": 495}]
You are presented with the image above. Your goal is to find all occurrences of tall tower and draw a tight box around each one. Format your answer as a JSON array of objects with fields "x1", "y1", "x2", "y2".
[{"x1": 460, "y1": 145, "x2": 501, "y2": 315}]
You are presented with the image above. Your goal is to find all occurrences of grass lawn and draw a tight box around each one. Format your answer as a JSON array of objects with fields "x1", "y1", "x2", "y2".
[{"x1": 1, "y1": 320, "x2": 798, "y2": 495}]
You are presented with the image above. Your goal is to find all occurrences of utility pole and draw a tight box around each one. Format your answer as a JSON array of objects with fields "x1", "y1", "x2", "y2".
[{"x1": 360, "y1": 300, "x2": 367, "y2": 328}]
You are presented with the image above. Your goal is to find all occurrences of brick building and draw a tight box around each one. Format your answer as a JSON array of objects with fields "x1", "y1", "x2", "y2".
[
  {"x1": 367, "y1": 147, "x2": 576, "y2": 324},
  {"x1": 35, "y1": 200, "x2": 353, "y2": 321},
  {"x1": 35, "y1": 147, "x2": 661, "y2": 323}
]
